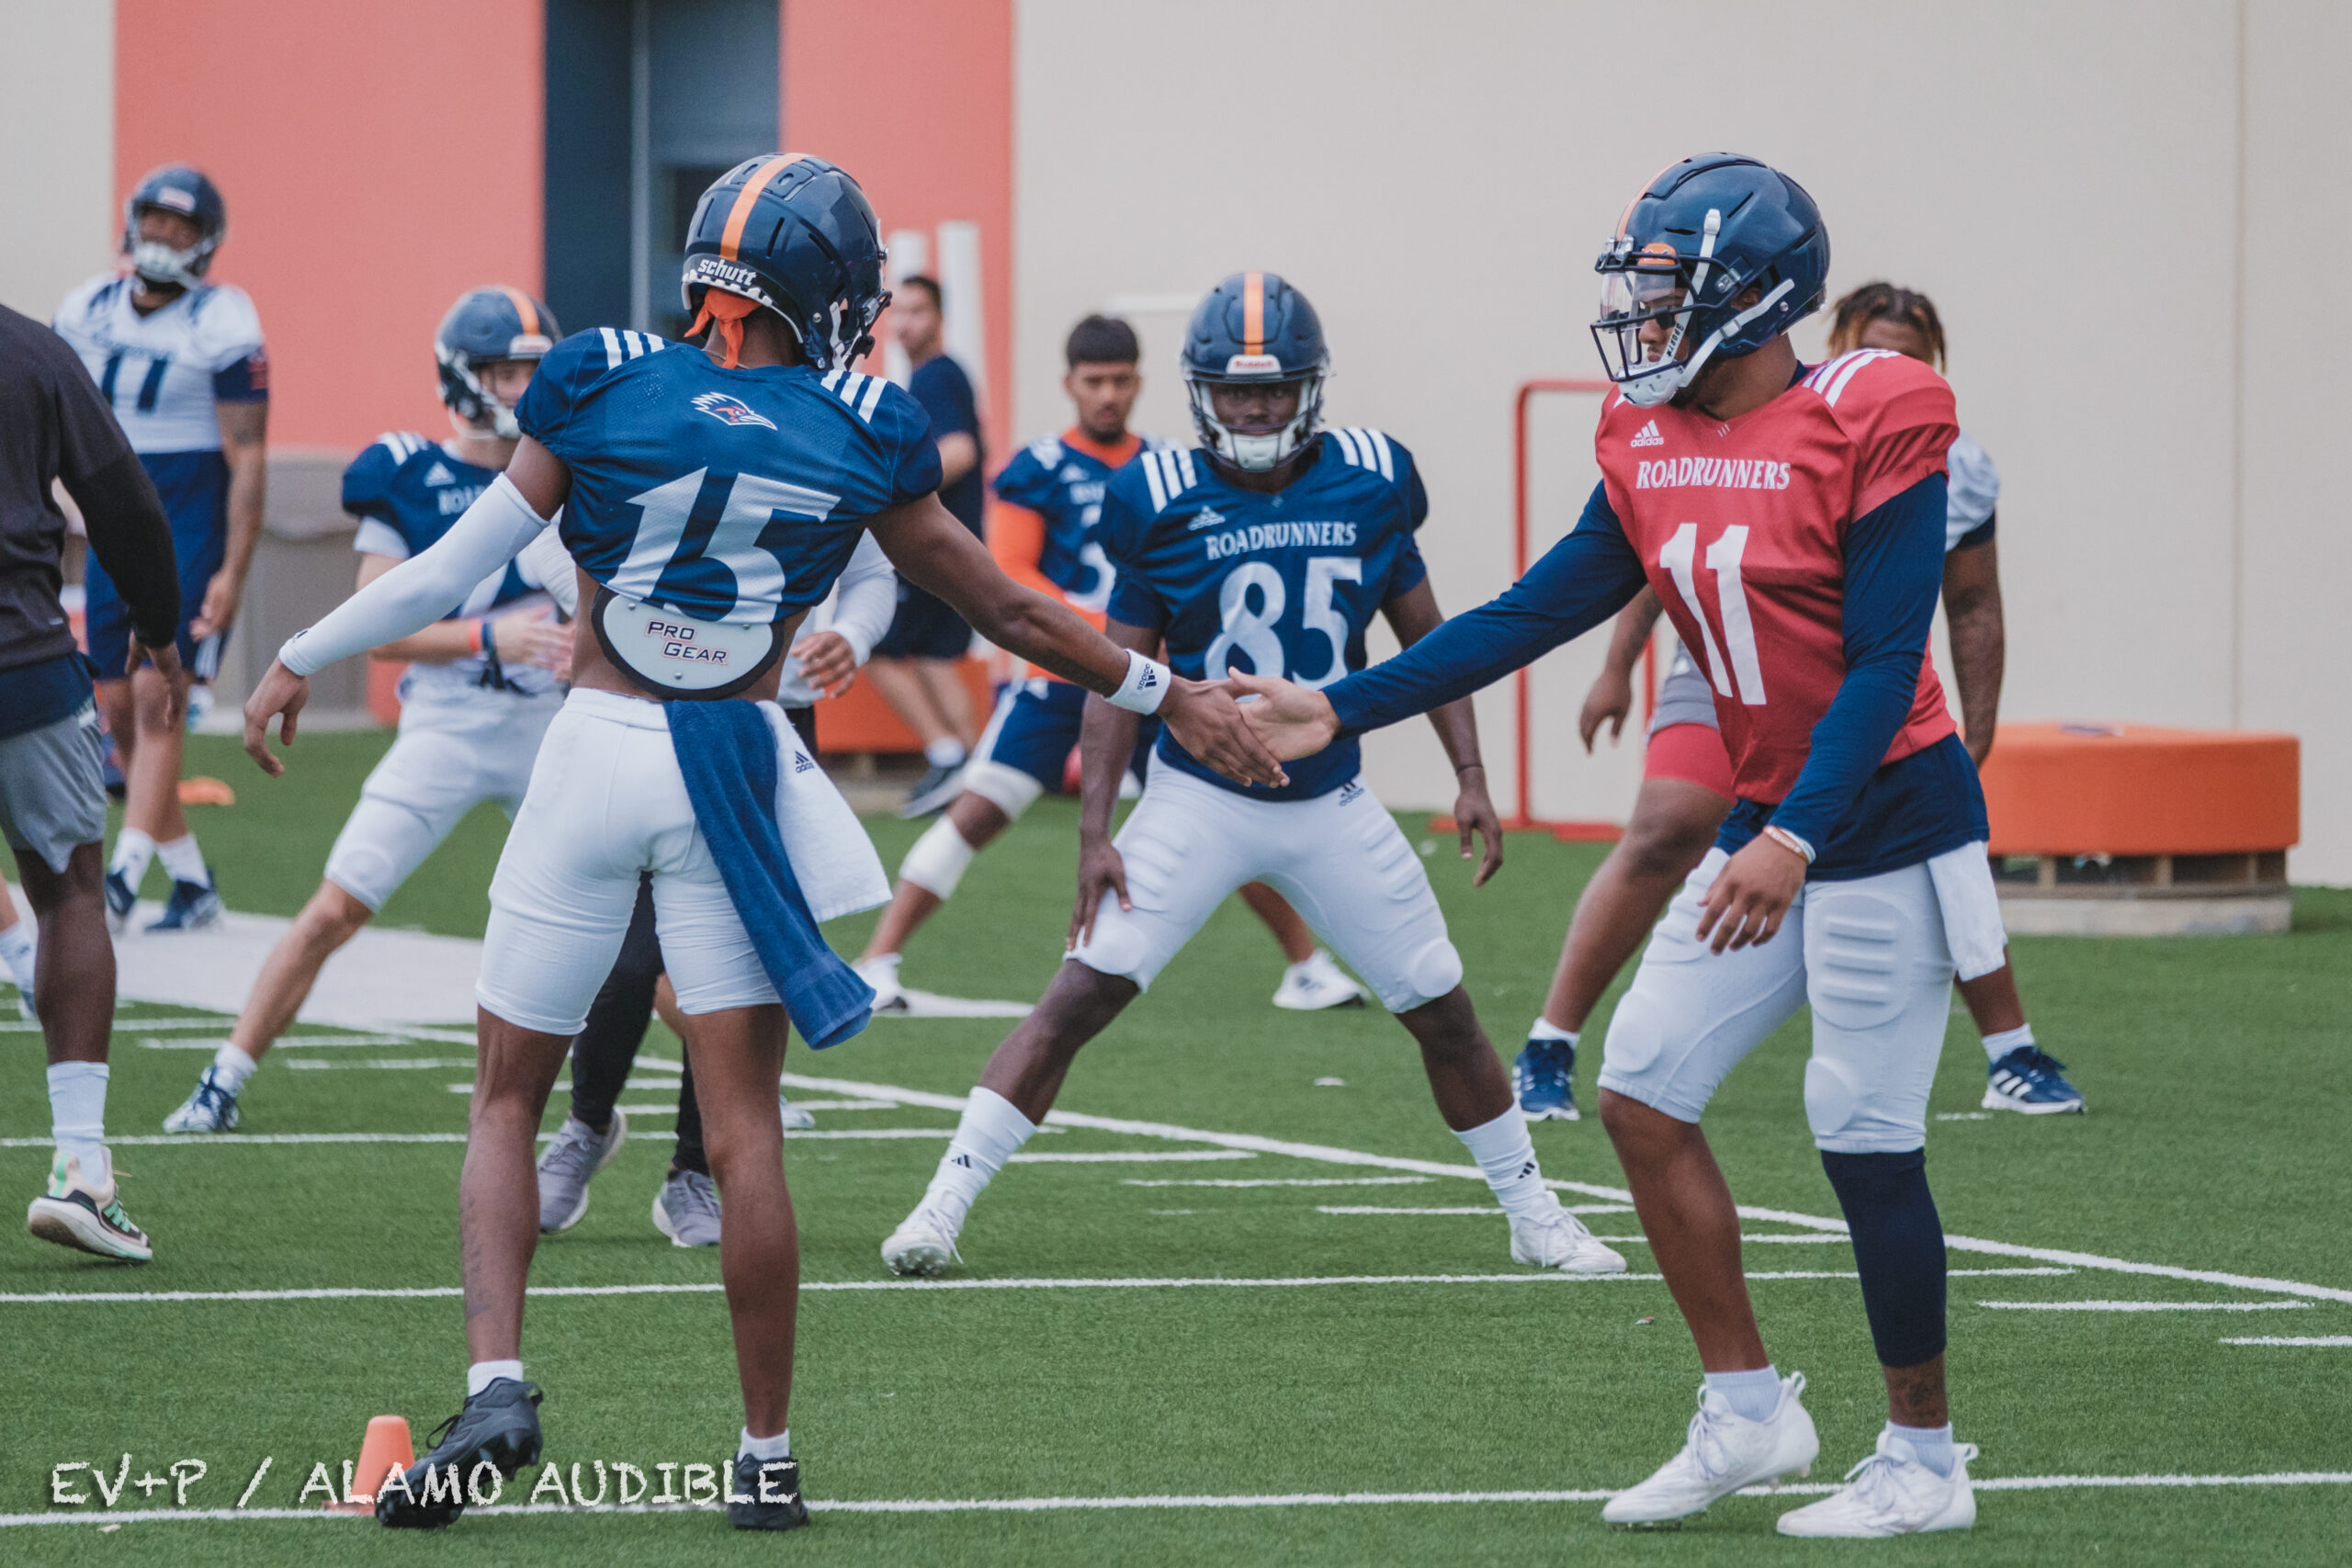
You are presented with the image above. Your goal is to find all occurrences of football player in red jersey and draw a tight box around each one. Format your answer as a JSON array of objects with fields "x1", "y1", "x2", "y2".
[
  {"x1": 1511, "y1": 284, "x2": 2083, "y2": 1124},
  {"x1": 1237, "y1": 155, "x2": 1997, "y2": 1538}
]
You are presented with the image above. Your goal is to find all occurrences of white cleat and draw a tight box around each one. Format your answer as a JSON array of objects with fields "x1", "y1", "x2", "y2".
[
  {"x1": 1510, "y1": 1195, "x2": 1627, "y2": 1274},
  {"x1": 1601, "y1": 1373, "x2": 1818, "y2": 1528},
  {"x1": 881, "y1": 1205, "x2": 962, "y2": 1277},
  {"x1": 26, "y1": 1151, "x2": 153, "y2": 1263},
  {"x1": 1777, "y1": 1431, "x2": 1978, "y2": 1538},
  {"x1": 779, "y1": 1091, "x2": 816, "y2": 1131},
  {"x1": 1271, "y1": 949, "x2": 1367, "y2": 1010},
  {"x1": 854, "y1": 956, "x2": 908, "y2": 1014}
]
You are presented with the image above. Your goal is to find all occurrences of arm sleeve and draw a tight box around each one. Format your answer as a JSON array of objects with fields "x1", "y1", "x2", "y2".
[
  {"x1": 987, "y1": 502, "x2": 1059, "y2": 598},
  {"x1": 516, "y1": 524, "x2": 578, "y2": 616},
  {"x1": 280, "y1": 474, "x2": 549, "y2": 674},
  {"x1": 62, "y1": 453, "x2": 181, "y2": 651},
  {"x1": 829, "y1": 531, "x2": 898, "y2": 663},
  {"x1": 1326, "y1": 482, "x2": 1646, "y2": 735},
  {"x1": 1768, "y1": 474, "x2": 1949, "y2": 847}
]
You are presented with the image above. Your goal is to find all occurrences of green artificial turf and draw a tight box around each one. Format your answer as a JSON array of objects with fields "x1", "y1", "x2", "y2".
[{"x1": 8, "y1": 728, "x2": 2346, "y2": 1564}]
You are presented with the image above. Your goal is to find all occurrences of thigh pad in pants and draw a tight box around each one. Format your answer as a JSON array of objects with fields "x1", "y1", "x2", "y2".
[{"x1": 1800, "y1": 863, "x2": 1954, "y2": 1154}]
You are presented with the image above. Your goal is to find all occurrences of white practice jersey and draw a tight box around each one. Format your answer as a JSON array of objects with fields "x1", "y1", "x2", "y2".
[{"x1": 51, "y1": 273, "x2": 266, "y2": 454}]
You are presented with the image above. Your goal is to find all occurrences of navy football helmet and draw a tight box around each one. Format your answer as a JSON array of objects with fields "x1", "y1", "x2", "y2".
[
  {"x1": 680, "y1": 154, "x2": 888, "y2": 372},
  {"x1": 436, "y1": 288, "x2": 560, "y2": 439},
  {"x1": 123, "y1": 164, "x2": 228, "y2": 289},
  {"x1": 1591, "y1": 154, "x2": 1828, "y2": 408},
  {"x1": 1182, "y1": 272, "x2": 1328, "y2": 472}
]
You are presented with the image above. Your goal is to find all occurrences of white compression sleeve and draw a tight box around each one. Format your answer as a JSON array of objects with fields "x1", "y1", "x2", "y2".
[
  {"x1": 515, "y1": 522, "x2": 579, "y2": 617},
  {"x1": 280, "y1": 474, "x2": 550, "y2": 675},
  {"x1": 829, "y1": 532, "x2": 897, "y2": 665}
]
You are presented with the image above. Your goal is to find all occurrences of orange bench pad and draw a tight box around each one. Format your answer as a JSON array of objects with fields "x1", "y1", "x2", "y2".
[{"x1": 1979, "y1": 722, "x2": 2299, "y2": 857}]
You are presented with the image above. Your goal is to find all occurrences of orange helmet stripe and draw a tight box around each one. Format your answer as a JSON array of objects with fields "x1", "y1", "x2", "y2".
[
  {"x1": 1243, "y1": 271, "x2": 1264, "y2": 355},
  {"x1": 495, "y1": 286, "x2": 539, "y2": 338},
  {"x1": 719, "y1": 153, "x2": 807, "y2": 261},
  {"x1": 1616, "y1": 158, "x2": 1683, "y2": 240}
]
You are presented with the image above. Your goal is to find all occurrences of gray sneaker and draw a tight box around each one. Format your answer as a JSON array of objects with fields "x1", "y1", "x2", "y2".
[
  {"x1": 536, "y1": 1109, "x2": 628, "y2": 1234},
  {"x1": 652, "y1": 1168, "x2": 722, "y2": 1247}
]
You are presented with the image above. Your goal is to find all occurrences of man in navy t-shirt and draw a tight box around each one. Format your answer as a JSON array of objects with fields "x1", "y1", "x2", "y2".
[{"x1": 869, "y1": 276, "x2": 988, "y2": 815}]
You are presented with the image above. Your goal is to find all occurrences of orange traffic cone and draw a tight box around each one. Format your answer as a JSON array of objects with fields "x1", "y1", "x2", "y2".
[{"x1": 326, "y1": 1416, "x2": 415, "y2": 1513}]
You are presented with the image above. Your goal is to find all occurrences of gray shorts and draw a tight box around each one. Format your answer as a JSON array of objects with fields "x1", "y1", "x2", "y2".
[
  {"x1": 1647, "y1": 640, "x2": 1721, "y2": 736},
  {"x1": 0, "y1": 701, "x2": 107, "y2": 873}
]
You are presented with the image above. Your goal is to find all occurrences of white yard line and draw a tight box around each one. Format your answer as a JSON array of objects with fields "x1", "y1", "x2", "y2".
[
  {"x1": 0, "y1": 1266, "x2": 2078, "y2": 1307},
  {"x1": 1008, "y1": 1151, "x2": 1255, "y2": 1164},
  {"x1": 780, "y1": 1070, "x2": 2352, "y2": 1305},
  {"x1": 4, "y1": 1470, "x2": 2348, "y2": 1528},
  {"x1": 1125, "y1": 1177, "x2": 1436, "y2": 1189},
  {"x1": 281, "y1": 1057, "x2": 478, "y2": 1071},
  {"x1": 137, "y1": 1034, "x2": 428, "y2": 1050},
  {"x1": 1978, "y1": 1300, "x2": 2317, "y2": 1313},
  {"x1": 2219, "y1": 1336, "x2": 2352, "y2": 1346},
  {"x1": 3, "y1": 1016, "x2": 254, "y2": 1033}
]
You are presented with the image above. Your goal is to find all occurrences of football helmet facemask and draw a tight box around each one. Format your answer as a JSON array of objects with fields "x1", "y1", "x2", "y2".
[{"x1": 1182, "y1": 271, "x2": 1328, "y2": 473}]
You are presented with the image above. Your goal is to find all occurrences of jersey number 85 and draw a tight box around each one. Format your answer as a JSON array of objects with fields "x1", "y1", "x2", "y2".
[{"x1": 1203, "y1": 555, "x2": 1363, "y2": 691}]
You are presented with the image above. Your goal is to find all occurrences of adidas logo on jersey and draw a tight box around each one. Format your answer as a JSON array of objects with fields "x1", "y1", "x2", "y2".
[
  {"x1": 793, "y1": 751, "x2": 816, "y2": 773},
  {"x1": 1187, "y1": 506, "x2": 1227, "y2": 532},
  {"x1": 690, "y1": 391, "x2": 777, "y2": 431},
  {"x1": 423, "y1": 461, "x2": 457, "y2": 487},
  {"x1": 1338, "y1": 779, "x2": 1365, "y2": 806},
  {"x1": 1630, "y1": 420, "x2": 1665, "y2": 448}
]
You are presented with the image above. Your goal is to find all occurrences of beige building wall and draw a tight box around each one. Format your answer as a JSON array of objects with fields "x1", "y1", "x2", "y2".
[
  {"x1": 1014, "y1": 0, "x2": 2349, "y2": 881},
  {"x1": 0, "y1": 0, "x2": 116, "y2": 319}
]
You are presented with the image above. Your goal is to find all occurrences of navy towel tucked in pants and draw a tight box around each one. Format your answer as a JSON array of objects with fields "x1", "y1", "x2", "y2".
[{"x1": 668, "y1": 699, "x2": 874, "y2": 1049}]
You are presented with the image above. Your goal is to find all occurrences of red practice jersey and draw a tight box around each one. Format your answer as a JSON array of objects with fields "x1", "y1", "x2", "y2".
[{"x1": 1595, "y1": 349, "x2": 1961, "y2": 802}]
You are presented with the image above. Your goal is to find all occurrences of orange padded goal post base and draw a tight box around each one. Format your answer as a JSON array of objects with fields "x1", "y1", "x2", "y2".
[{"x1": 1979, "y1": 723, "x2": 2299, "y2": 859}]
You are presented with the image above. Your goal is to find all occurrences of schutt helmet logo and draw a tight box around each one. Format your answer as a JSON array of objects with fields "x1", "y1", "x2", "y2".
[{"x1": 690, "y1": 391, "x2": 777, "y2": 431}]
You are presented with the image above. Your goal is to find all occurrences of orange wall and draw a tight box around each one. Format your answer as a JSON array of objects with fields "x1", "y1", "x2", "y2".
[
  {"x1": 116, "y1": 0, "x2": 544, "y2": 455},
  {"x1": 783, "y1": 0, "x2": 1016, "y2": 463}
]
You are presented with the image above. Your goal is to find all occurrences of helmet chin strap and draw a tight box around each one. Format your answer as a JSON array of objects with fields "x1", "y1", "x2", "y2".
[{"x1": 129, "y1": 241, "x2": 204, "y2": 289}]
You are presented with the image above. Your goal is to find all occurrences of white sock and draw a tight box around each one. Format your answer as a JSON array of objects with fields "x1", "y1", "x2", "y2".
[
  {"x1": 210, "y1": 1042, "x2": 259, "y2": 1092},
  {"x1": 923, "y1": 738, "x2": 967, "y2": 769},
  {"x1": 861, "y1": 952, "x2": 901, "y2": 978},
  {"x1": 1704, "y1": 1365, "x2": 1782, "y2": 1423},
  {"x1": 1983, "y1": 1023, "x2": 2034, "y2": 1065},
  {"x1": 739, "y1": 1427, "x2": 790, "y2": 1460},
  {"x1": 110, "y1": 828, "x2": 155, "y2": 890},
  {"x1": 1453, "y1": 1106, "x2": 1555, "y2": 1223},
  {"x1": 47, "y1": 1061, "x2": 108, "y2": 1172},
  {"x1": 0, "y1": 921, "x2": 34, "y2": 992},
  {"x1": 156, "y1": 834, "x2": 208, "y2": 886},
  {"x1": 467, "y1": 1359, "x2": 524, "y2": 1397},
  {"x1": 921, "y1": 1088, "x2": 1036, "y2": 1228},
  {"x1": 1527, "y1": 1017, "x2": 1577, "y2": 1046},
  {"x1": 1889, "y1": 1419, "x2": 1957, "y2": 1476}
]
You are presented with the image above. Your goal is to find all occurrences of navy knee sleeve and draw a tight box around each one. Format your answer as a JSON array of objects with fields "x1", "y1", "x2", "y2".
[{"x1": 1820, "y1": 1148, "x2": 1946, "y2": 1368}]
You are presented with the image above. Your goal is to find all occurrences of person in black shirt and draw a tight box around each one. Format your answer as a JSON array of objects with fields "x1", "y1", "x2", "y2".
[
  {"x1": 0, "y1": 302, "x2": 184, "y2": 1262},
  {"x1": 868, "y1": 275, "x2": 987, "y2": 815}
]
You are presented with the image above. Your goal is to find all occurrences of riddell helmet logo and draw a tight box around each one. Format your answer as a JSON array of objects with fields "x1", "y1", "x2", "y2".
[
  {"x1": 691, "y1": 391, "x2": 777, "y2": 430},
  {"x1": 1224, "y1": 354, "x2": 1283, "y2": 375}
]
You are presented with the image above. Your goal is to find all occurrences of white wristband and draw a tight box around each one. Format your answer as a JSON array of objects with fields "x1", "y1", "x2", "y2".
[
  {"x1": 1763, "y1": 824, "x2": 1815, "y2": 864},
  {"x1": 1106, "y1": 650, "x2": 1171, "y2": 715}
]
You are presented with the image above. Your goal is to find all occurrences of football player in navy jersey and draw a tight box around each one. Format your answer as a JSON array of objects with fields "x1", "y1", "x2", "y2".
[
  {"x1": 53, "y1": 165, "x2": 269, "y2": 933},
  {"x1": 854, "y1": 312, "x2": 1366, "y2": 1013},
  {"x1": 880, "y1": 273, "x2": 1626, "y2": 1281},
  {"x1": 238, "y1": 155, "x2": 1279, "y2": 1531},
  {"x1": 162, "y1": 289, "x2": 571, "y2": 1134}
]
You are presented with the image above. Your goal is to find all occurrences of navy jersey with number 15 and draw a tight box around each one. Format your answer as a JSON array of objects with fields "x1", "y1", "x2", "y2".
[
  {"x1": 515, "y1": 327, "x2": 941, "y2": 626},
  {"x1": 1101, "y1": 428, "x2": 1430, "y2": 800}
]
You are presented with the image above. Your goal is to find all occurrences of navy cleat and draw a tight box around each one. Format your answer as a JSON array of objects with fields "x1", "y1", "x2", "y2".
[
  {"x1": 145, "y1": 872, "x2": 223, "y2": 933},
  {"x1": 1514, "y1": 1037, "x2": 1579, "y2": 1122},
  {"x1": 377, "y1": 1379, "x2": 543, "y2": 1529},
  {"x1": 728, "y1": 1451, "x2": 809, "y2": 1530},
  {"x1": 1984, "y1": 1045, "x2": 2086, "y2": 1115},
  {"x1": 163, "y1": 1065, "x2": 242, "y2": 1133},
  {"x1": 103, "y1": 868, "x2": 137, "y2": 932}
]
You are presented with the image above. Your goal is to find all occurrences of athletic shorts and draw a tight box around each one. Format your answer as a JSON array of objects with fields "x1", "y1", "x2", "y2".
[
  {"x1": 1645, "y1": 722, "x2": 1736, "y2": 796},
  {"x1": 83, "y1": 513, "x2": 230, "y2": 682},
  {"x1": 872, "y1": 581, "x2": 973, "y2": 660},
  {"x1": 1069, "y1": 766, "x2": 1461, "y2": 1013},
  {"x1": 322, "y1": 689, "x2": 561, "y2": 910},
  {"x1": 960, "y1": 676, "x2": 1158, "y2": 818},
  {"x1": 1598, "y1": 847, "x2": 1967, "y2": 1153},
  {"x1": 0, "y1": 701, "x2": 107, "y2": 874},
  {"x1": 478, "y1": 690, "x2": 883, "y2": 1036}
]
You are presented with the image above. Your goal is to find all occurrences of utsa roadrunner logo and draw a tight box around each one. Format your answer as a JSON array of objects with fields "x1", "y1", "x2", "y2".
[{"x1": 691, "y1": 391, "x2": 777, "y2": 431}]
